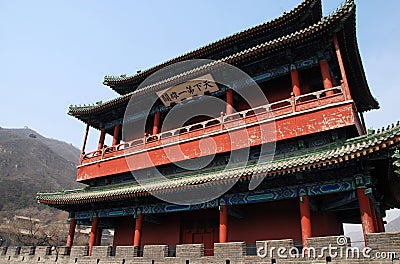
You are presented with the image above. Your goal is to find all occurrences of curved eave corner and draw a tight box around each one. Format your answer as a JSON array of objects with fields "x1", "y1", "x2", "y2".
[{"x1": 339, "y1": 1, "x2": 379, "y2": 112}]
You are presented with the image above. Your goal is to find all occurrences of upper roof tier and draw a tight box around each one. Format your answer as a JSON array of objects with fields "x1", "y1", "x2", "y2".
[
  {"x1": 69, "y1": 0, "x2": 379, "y2": 130},
  {"x1": 103, "y1": 0, "x2": 322, "y2": 95}
]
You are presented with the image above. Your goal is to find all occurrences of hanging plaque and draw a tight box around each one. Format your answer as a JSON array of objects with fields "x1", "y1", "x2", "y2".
[{"x1": 156, "y1": 74, "x2": 219, "y2": 106}]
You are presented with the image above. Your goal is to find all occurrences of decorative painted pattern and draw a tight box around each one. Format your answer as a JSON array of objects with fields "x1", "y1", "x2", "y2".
[
  {"x1": 72, "y1": 176, "x2": 368, "y2": 220},
  {"x1": 252, "y1": 57, "x2": 320, "y2": 83}
]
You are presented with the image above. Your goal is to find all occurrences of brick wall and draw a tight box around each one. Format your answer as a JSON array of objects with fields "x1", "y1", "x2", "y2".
[
  {"x1": 214, "y1": 242, "x2": 246, "y2": 259},
  {"x1": 115, "y1": 246, "x2": 138, "y2": 260},
  {"x1": 367, "y1": 232, "x2": 400, "y2": 259},
  {"x1": 1, "y1": 233, "x2": 400, "y2": 264},
  {"x1": 142, "y1": 245, "x2": 168, "y2": 259},
  {"x1": 256, "y1": 238, "x2": 294, "y2": 259},
  {"x1": 176, "y1": 244, "x2": 204, "y2": 258},
  {"x1": 69, "y1": 245, "x2": 88, "y2": 257},
  {"x1": 91, "y1": 246, "x2": 113, "y2": 258}
]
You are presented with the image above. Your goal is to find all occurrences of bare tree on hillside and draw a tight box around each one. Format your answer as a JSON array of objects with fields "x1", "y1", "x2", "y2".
[{"x1": 1, "y1": 209, "x2": 68, "y2": 246}]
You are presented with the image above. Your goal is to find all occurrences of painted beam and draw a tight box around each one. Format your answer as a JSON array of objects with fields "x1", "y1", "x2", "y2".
[{"x1": 72, "y1": 176, "x2": 367, "y2": 220}]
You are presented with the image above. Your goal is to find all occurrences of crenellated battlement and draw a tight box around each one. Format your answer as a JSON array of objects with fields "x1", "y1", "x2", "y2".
[{"x1": 1, "y1": 233, "x2": 400, "y2": 264}]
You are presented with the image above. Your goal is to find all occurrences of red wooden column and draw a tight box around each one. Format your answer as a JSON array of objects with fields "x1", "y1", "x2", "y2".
[
  {"x1": 319, "y1": 59, "x2": 334, "y2": 96},
  {"x1": 290, "y1": 66, "x2": 301, "y2": 96},
  {"x1": 357, "y1": 188, "x2": 375, "y2": 244},
  {"x1": 134, "y1": 213, "x2": 143, "y2": 247},
  {"x1": 81, "y1": 122, "x2": 90, "y2": 156},
  {"x1": 377, "y1": 212, "x2": 385, "y2": 232},
  {"x1": 112, "y1": 124, "x2": 120, "y2": 146},
  {"x1": 333, "y1": 34, "x2": 351, "y2": 99},
  {"x1": 299, "y1": 196, "x2": 312, "y2": 248},
  {"x1": 375, "y1": 211, "x2": 384, "y2": 233},
  {"x1": 370, "y1": 202, "x2": 379, "y2": 233},
  {"x1": 66, "y1": 219, "x2": 76, "y2": 248},
  {"x1": 219, "y1": 205, "x2": 228, "y2": 243},
  {"x1": 226, "y1": 89, "x2": 233, "y2": 116},
  {"x1": 88, "y1": 217, "x2": 99, "y2": 256},
  {"x1": 153, "y1": 112, "x2": 161, "y2": 135},
  {"x1": 97, "y1": 129, "x2": 106, "y2": 151},
  {"x1": 95, "y1": 228, "x2": 103, "y2": 246}
]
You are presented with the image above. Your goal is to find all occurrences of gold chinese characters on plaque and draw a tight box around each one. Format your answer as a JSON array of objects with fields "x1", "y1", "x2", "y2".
[{"x1": 156, "y1": 74, "x2": 219, "y2": 106}]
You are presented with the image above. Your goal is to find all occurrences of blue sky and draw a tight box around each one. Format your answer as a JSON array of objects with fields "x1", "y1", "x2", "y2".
[
  {"x1": 1, "y1": 0, "x2": 400, "y2": 232},
  {"x1": 1, "y1": 0, "x2": 399, "y2": 152}
]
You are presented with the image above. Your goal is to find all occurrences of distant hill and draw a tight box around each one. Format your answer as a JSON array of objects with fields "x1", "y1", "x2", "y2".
[
  {"x1": 0, "y1": 127, "x2": 82, "y2": 213},
  {"x1": 6, "y1": 127, "x2": 80, "y2": 164}
]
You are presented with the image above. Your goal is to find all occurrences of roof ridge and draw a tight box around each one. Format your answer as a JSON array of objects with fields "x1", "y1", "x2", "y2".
[{"x1": 345, "y1": 121, "x2": 400, "y2": 143}]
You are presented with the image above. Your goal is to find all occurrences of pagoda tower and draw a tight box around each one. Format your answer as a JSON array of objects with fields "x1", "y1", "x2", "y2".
[{"x1": 38, "y1": 0, "x2": 400, "y2": 257}]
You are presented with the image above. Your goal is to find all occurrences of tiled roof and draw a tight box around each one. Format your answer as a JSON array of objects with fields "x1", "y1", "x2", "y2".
[
  {"x1": 103, "y1": 0, "x2": 321, "y2": 92},
  {"x1": 37, "y1": 121, "x2": 400, "y2": 205},
  {"x1": 69, "y1": 0, "x2": 356, "y2": 119}
]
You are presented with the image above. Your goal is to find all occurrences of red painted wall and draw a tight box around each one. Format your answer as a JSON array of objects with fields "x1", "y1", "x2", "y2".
[
  {"x1": 311, "y1": 211, "x2": 342, "y2": 237},
  {"x1": 228, "y1": 200, "x2": 342, "y2": 244},
  {"x1": 141, "y1": 213, "x2": 181, "y2": 246},
  {"x1": 112, "y1": 200, "x2": 342, "y2": 247},
  {"x1": 299, "y1": 67, "x2": 325, "y2": 94},
  {"x1": 228, "y1": 199, "x2": 302, "y2": 244},
  {"x1": 113, "y1": 216, "x2": 135, "y2": 246}
]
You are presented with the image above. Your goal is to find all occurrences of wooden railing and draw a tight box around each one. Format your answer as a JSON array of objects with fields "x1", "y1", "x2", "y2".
[{"x1": 80, "y1": 86, "x2": 345, "y2": 164}]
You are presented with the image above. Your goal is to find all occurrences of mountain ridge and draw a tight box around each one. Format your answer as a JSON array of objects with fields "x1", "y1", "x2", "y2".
[
  {"x1": 0, "y1": 127, "x2": 82, "y2": 213},
  {"x1": 4, "y1": 127, "x2": 80, "y2": 163}
]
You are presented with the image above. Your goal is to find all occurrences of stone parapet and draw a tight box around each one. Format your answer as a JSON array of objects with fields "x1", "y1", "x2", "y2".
[
  {"x1": 0, "y1": 234, "x2": 399, "y2": 263},
  {"x1": 256, "y1": 238, "x2": 294, "y2": 259},
  {"x1": 143, "y1": 245, "x2": 168, "y2": 259},
  {"x1": 34, "y1": 246, "x2": 51, "y2": 257},
  {"x1": 115, "y1": 246, "x2": 138, "y2": 259},
  {"x1": 91, "y1": 246, "x2": 113, "y2": 258},
  {"x1": 214, "y1": 242, "x2": 246, "y2": 259},
  {"x1": 69, "y1": 246, "x2": 88, "y2": 257},
  {"x1": 176, "y1": 244, "x2": 204, "y2": 258},
  {"x1": 19, "y1": 246, "x2": 35, "y2": 256},
  {"x1": 367, "y1": 232, "x2": 400, "y2": 259}
]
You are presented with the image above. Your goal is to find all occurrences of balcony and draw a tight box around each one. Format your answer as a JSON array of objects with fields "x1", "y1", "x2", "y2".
[{"x1": 77, "y1": 86, "x2": 362, "y2": 181}]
